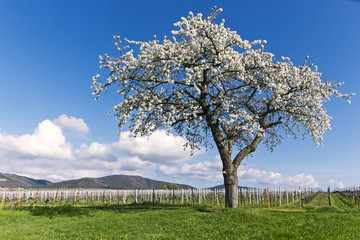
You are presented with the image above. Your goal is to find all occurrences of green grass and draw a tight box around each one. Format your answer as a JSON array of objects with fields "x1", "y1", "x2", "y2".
[{"x1": 0, "y1": 194, "x2": 359, "y2": 239}]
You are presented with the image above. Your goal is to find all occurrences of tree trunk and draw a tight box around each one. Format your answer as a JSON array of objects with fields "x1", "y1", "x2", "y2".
[{"x1": 223, "y1": 169, "x2": 238, "y2": 208}]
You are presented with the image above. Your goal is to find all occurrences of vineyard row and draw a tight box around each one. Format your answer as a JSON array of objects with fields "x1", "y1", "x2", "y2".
[{"x1": 0, "y1": 187, "x2": 318, "y2": 209}]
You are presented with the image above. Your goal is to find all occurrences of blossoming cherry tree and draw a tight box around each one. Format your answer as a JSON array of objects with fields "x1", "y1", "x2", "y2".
[{"x1": 92, "y1": 7, "x2": 353, "y2": 208}]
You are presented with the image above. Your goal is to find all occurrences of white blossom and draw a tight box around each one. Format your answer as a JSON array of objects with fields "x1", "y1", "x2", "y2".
[{"x1": 92, "y1": 7, "x2": 353, "y2": 170}]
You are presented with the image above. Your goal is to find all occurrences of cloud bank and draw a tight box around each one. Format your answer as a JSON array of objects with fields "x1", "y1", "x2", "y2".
[
  {"x1": 0, "y1": 119, "x2": 73, "y2": 160},
  {"x1": 158, "y1": 156, "x2": 319, "y2": 188},
  {"x1": 0, "y1": 116, "x2": 196, "y2": 181},
  {"x1": 0, "y1": 115, "x2": 326, "y2": 188}
]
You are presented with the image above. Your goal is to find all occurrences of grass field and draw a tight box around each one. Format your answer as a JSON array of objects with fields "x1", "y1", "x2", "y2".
[{"x1": 0, "y1": 193, "x2": 359, "y2": 239}]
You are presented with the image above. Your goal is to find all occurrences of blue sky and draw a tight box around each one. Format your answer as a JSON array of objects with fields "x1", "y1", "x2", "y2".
[{"x1": 0, "y1": 0, "x2": 359, "y2": 189}]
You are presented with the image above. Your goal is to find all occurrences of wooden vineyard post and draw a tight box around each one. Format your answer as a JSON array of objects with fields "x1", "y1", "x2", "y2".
[
  {"x1": 172, "y1": 189, "x2": 175, "y2": 205},
  {"x1": 249, "y1": 190, "x2": 252, "y2": 205},
  {"x1": 299, "y1": 187, "x2": 302, "y2": 209},
  {"x1": 240, "y1": 188, "x2": 243, "y2": 206},
  {"x1": 17, "y1": 188, "x2": 21, "y2": 205},
  {"x1": 123, "y1": 191, "x2": 127, "y2": 204},
  {"x1": 286, "y1": 189, "x2": 289, "y2": 204},
  {"x1": 14, "y1": 188, "x2": 21, "y2": 211},
  {"x1": 216, "y1": 187, "x2": 219, "y2": 206},
  {"x1": 0, "y1": 189, "x2": 6, "y2": 210},
  {"x1": 33, "y1": 188, "x2": 39, "y2": 209},
  {"x1": 191, "y1": 188, "x2": 194, "y2": 205},
  {"x1": 54, "y1": 188, "x2": 59, "y2": 207},
  {"x1": 117, "y1": 191, "x2": 120, "y2": 206},
  {"x1": 198, "y1": 189, "x2": 201, "y2": 205},
  {"x1": 181, "y1": 189, "x2": 184, "y2": 205},
  {"x1": 152, "y1": 189, "x2": 155, "y2": 205},
  {"x1": 74, "y1": 187, "x2": 81, "y2": 207},
  {"x1": 267, "y1": 187, "x2": 270, "y2": 209},
  {"x1": 279, "y1": 187, "x2": 282, "y2": 206},
  {"x1": 328, "y1": 186, "x2": 332, "y2": 207}
]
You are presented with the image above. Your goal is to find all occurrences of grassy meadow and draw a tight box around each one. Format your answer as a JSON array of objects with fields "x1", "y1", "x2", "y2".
[{"x1": 0, "y1": 193, "x2": 359, "y2": 239}]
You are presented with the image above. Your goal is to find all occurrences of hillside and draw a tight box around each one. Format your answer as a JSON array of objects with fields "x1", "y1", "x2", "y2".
[
  {"x1": 48, "y1": 175, "x2": 192, "y2": 189},
  {"x1": 0, "y1": 172, "x2": 192, "y2": 189},
  {"x1": 0, "y1": 173, "x2": 51, "y2": 188},
  {"x1": 0, "y1": 173, "x2": 246, "y2": 190}
]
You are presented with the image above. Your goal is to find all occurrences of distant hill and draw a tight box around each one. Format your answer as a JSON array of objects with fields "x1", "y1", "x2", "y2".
[
  {"x1": 48, "y1": 175, "x2": 192, "y2": 189},
  {"x1": 0, "y1": 173, "x2": 52, "y2": 188},
  {"x1": 0, "y1": 173, "x2": 192, "y2": 189}
]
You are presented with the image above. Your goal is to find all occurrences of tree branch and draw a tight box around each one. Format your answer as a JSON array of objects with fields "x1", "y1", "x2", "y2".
[{"x1": 232, "y1": 130, "x2": 264, "y2": 169}]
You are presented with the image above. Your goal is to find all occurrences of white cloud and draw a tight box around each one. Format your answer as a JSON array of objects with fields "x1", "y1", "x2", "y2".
[
  {"x1": 238, "y1": 168, "x2": 283, "y2": 185},
  {"x1": 112, "y1": 130, "x2": 200, "y2": 164},
  {"x1": 158, "y1": 156, "x2": 319, "y2": 188},
  {"x1": 0, "y1": 116, "x2": 323, "y2": 189},
  {"x1": 0, "y1": 119, "x2": 73, "y2": 160},
  {"x1": 101, "y1": 156, "x2": 156, "y2": 172},
  {"x1": 158, "y1": 156, "x2": 223, "y2": 182},
  {"x1": 53, "y1": 114, "x2": 89, "y2": 136},
  {"x1": 237, "y1": 169, "x2": 318, "y2": 188},
  {"x1": 75, "y1": 142, "x2": 116, "y2": 162},
  {"x1": 0, "y1": 116, "x2": 196, "y2": 182},
  {"x1": 284, "y1": 174, "x2": 318, "y2": 188},
  {"x1": 326, "y1": 179, "x2": 345, "y2": 190}
]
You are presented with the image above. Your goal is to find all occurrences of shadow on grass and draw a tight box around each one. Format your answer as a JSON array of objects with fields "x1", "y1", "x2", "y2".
[
  {"x1": 86, "y1": 202, "x2": 220, "y2": 213},
  {"x1": 26, "y1": 205, "x2": 91, "y2": 218},
  {"x1": 20, "y1": 202, "x2": 219, "y2": 218}
]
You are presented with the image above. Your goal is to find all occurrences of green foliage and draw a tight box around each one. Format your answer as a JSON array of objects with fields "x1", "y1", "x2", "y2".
[
  {"x1": 332, "y1": 193, "x2": 359, "y2": 209},
  {"x1": 161, "y1": 184, "x2": 180, "y2": 190}
]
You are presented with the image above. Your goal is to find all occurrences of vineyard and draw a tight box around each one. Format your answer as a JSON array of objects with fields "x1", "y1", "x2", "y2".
[
  {"x1": 2, "y1": 187, "x2": 360, "y2": 210},
  {"x1": 0, "y1": 187, "x2": 360, "y2": 239},
  {"x1": 334, "y1": 188, "x2": 360, "y2": 208},
  {"x1": 0, "y1": 187, "x2": 324, "y2": 209},
  {"x1": 0, "y1": 188, "x2": 344, "y2": 209}
]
